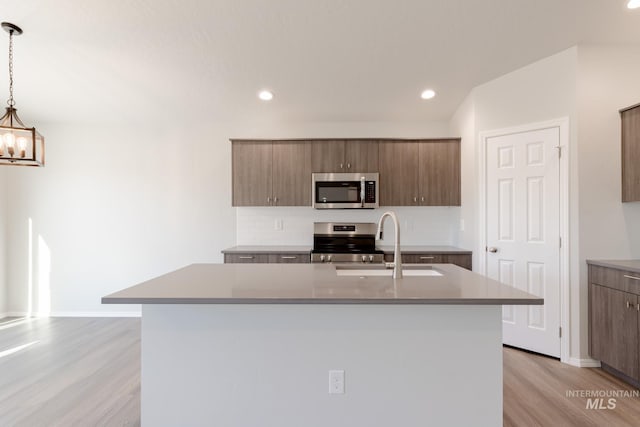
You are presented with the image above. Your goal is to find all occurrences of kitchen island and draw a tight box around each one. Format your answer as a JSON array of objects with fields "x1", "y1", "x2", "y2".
[{"x1": 103, "y1": 263, "x2": 541, "y2": 427}]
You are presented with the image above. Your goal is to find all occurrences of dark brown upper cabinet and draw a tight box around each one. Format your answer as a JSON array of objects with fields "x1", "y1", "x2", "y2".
[
  {"x1": 621, "y1": 103, "x2": 640, "y2": 202},
  {"x1": 311, "y1": 140, "x2": 379, "y2": 173},
  {"x1": 232, "y1": 140, "x2": 311, "y2": 206},
  {"x1": 379, "y1": 139, "x2": 461, "y2": 206}
]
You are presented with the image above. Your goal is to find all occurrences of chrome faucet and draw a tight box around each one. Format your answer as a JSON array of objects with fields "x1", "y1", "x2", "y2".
[{"x1": 376, "y1": 211, "x2": 403, "y2": 279}]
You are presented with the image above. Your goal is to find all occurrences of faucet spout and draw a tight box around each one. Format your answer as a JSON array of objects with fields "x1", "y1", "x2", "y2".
[{"x1": 376, "y1": 211, "x2": 403, "y2": 279}]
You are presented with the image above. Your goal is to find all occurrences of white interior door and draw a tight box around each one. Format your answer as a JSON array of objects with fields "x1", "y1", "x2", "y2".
[{"x1": 486, "y1": 127, "x2": 560, "y2": 358}]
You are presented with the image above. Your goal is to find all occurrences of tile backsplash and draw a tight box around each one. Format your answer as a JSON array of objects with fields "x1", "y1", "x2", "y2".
[{"x1": 236, "y1": 207, "x2": 461, "y2": 247}]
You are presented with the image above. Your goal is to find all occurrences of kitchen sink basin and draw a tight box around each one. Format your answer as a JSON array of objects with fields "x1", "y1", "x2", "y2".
[{"x1": 334, "y1": 264, "x2": 442, "y2": 277}]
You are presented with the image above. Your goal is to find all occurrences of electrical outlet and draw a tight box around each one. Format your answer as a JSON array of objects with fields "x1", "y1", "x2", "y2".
[
  {"x1": 274, "y1": 219, "x2": 283, "y2": 231},
  {"x1": 460, "y1": 219, "x2": 465, "y2": 232},
  {"x1": 329, "y1": 370, "x2": 345, "y2": 394}
]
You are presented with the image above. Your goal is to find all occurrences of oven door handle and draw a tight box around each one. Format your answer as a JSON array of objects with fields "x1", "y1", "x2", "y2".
[{"x1": 360, "y1": 176, "x2": 365, "y2": 207}]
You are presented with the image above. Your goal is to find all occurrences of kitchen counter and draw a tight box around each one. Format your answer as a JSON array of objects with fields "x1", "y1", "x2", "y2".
[
  {"x1": 586, "y1": 259, "x2": 640, "y2": 274},
  {"x1": 106, "y1": 262, "x2": 539, "y2": 426},
  {"x1": 102, "y1": 263, "x2": 540, "y2": 305},
  {"x1": 221, "y1": 245, "x2": 470, "y2": 254},
  {"x1": 221, "y1": 245, "x2": 312, "y2": 254},
  {"x1": 378, "y1": 245, "x2": 471, "y2": 254}
]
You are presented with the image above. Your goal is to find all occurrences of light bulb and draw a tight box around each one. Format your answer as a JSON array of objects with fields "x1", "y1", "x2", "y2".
[
  {"x1": 628, "y1": 0, "x2": 640, "y2": 9},
  {"x1": 421, "y1": 89, "x2": 436, "y2": 100},
  {"x1": 4, "y1": 133, "x2": 15, "y2": 148},
  {"x1": 17, "y1": 137, "x2": 27, "y2": 158},
  {"x1": 258, "y1": 90, "x2": 274, "y2": 101}
]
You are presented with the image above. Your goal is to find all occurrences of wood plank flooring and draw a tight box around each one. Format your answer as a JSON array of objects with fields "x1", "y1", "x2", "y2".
[{"x1": 1, "y1": 317, "x2": 639, "y2": 426}]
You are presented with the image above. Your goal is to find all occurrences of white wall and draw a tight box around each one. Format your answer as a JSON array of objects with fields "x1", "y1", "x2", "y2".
[
  {"x1": 449, "y1": 47, "x2": 580, "y2": 357},
  {"x1": 576, "y1": 44, "x2": 640, "y2": 357},
  {"x1": 0, "y1": 169, "x2": 6, "y2": 317},
  {"x1": 4, "y1": 120, "x2": 456, "y2": 315}
]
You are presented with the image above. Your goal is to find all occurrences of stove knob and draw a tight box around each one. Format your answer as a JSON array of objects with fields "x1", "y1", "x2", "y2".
[
  {"x1": 361, "y1": 255, "x2": 367, "y2": 263},
  {"x1": 320, "y1": 255, "x2": 325, "y2": 263},
  {"x1": 327, "y1": 255, "x2": 332, "y2": 263},
  {"x1": 369, "y1": 255, "x2": 374, "y2": 262}
]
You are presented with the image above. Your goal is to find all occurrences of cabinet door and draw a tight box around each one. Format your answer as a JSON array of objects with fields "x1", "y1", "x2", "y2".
[
  {"x1": 272, "y1": 141, "x2": 312, "y2": 206},
  {"x1": 345, "y1": 140, "x2": 379, "y2": 172},
  {"x1": 224, "y1": 254, "x2": 271, "y2": 263},
  {"x1": 622, "y1": 106, "x2": 640, "y2": 202},
  {"x1": 419, "y1": 139, "x2": 461, "y2": 206},
  {"x1": 311, "y1": 140, "x2": 345, "y2": 172},
  {"x1": 232, "y1": 141, "x2": 272, "y2": 206},
  {"x1": 589, "y1": 284, "x2": 639, "y2": 379},
  {"x1": 268, "y1": 254, "x2": 310, "y2": 263},
  {"x1": 378, "y1": 141, "x2": 420, "y2": 206},
  {"x1": 441, "y1": 254, "x2": 472, "y2": 270}
]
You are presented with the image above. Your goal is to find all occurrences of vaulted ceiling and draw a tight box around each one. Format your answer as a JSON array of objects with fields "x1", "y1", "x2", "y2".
[{"x1": 2, "y1": 0, "x2": 639, "y2": 125}]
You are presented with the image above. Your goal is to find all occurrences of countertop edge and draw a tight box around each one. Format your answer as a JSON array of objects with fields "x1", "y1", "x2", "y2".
[
  {"x1": 586, "y1": 259, "x2": 640, "y2": 274},
  {"x1": 102, "y1": 297, "x2": 543, "y2": 305},
  {"x1": 221, "y1": 246, "x2": 472, "y2": 255}
]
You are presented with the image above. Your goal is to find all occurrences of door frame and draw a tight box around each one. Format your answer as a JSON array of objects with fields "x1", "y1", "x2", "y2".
[{"x1": 478, "y1": 118, "x2": 570, "y2": 364}]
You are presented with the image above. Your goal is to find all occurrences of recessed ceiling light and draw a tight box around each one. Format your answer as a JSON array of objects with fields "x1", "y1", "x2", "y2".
[
  {"x1": 258, "y1": 90, "x2": 274, "y2": 101},
  {"x1": 421, "y1": 89, "x2": 436, "y2": 100},
  {"x1": 628, "y1": 0, "x2": 640, "y2": 9}
]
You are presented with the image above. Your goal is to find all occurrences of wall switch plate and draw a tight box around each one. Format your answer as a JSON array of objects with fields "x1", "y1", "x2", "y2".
[
  {"x1": 329, "y1": 370, "x2": 345, "y2": 394},
  {"x1": 274, "y1": 219, "x2": 283, "y2": 231}
]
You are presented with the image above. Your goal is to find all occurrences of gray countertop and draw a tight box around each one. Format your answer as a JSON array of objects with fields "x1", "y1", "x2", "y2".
[
  {"x1": 222, "y1": 245, "x2": 471, "y2": 254},
  {"x1": 102, "y1": 263, "x2": 541, "y2": 305},
  {"x1": 222, "y1": 246, "x2": 312, "y2": 254},
  {"x1": 587, "y1": 259, "x2": 640, "y2": 274}
]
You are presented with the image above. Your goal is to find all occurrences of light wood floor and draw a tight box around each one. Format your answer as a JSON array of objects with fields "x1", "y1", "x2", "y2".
[{"x1": 1, "y1": 317, "x2": 639, "y2": 427}]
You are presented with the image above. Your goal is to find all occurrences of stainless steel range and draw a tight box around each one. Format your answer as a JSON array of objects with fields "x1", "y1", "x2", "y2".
[{"x1": 311, "y1": 222, "x2": 385, "y2": 263}]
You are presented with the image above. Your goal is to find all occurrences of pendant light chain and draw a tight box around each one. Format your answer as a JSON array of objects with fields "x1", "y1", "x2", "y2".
[{"x1": 7, "y1": 29, "x2": 14, "y2": 107}]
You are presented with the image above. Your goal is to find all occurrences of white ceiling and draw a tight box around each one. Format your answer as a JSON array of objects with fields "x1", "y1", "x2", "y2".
[{"x1": 1, "y1": 0, "x2": 639, "y2": 125}]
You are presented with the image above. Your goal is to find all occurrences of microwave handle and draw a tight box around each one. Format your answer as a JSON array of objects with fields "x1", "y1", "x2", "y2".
[{"x1": 360, "y1": 176, "x2": 365, "y2": 207}]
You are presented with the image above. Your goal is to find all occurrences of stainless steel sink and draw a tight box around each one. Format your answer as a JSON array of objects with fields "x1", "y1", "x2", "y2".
[{"x1": 335, "y1": 264, "x2": 442, "y2": 277}]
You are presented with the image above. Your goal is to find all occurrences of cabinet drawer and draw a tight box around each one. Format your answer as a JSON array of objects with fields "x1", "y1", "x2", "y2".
[
  {"x1": 384, "y1": 254, "x2": 443, "y2": 263},
  {"x1": 224, "y1": 254, "x2": 271, "y2": 263},
  {"x1": 268, "y1": 254, "x2": 310, "y2": 264},
  {"x1": 589, "y1": 265, "x2": 640, "y2": 295}
]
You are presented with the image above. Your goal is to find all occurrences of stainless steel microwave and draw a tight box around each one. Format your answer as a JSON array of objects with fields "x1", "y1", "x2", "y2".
[{"x1": 312, "y1": 172, "x2": 379, "y2": 209}]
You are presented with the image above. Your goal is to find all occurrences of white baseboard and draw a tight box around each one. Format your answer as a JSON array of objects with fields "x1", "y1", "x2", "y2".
[
  {"x1": 4, "y1": 311, "x2": 141, "y2": 318},
  {"x1": 568, "y1": 357, "x2": 601, "y2": 368}
]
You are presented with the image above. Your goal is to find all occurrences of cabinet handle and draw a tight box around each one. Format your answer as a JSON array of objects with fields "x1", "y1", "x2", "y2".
[
  {"x1": 421, "y1": 196, "x2": 425, "y2": 202},
  {"x1": 274, "y1": 197, "x2": 278, "y2": 205},
  {"x1": 419, "y1": 256, "x2": 435, "y2": 260},
  {"x1": 347, "y1": 163, "x2": 351, "y2": 169},
  {"x1": 624, "y1": 274, "x2": 640, "y2": 281},
  {"x1": 340, "y1": 163, "x2": 344, "y2": 169},
  {"x1": 281, "y1": 256, "x2": 297, "y2": 260},
  {"x1": 637, "y1": 303, "x2": 640, "y2": 311},
  {"x1": 413, "y1": 197, "x2": 417, "y2": 203},
  {"x1": 239, "y1": 256, "x2": 254, "y2": 260},
  {"x1": 267, "y1": 196, "x2": 271, "y2": 204},
  {"x1": 627, "y1": 300, "x2": 632, "y2": 309}
]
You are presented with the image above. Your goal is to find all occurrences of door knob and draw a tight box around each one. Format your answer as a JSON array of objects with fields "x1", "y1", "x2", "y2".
[{"x1": 488, "y1": 247, "x2": 498, "y2": 253}]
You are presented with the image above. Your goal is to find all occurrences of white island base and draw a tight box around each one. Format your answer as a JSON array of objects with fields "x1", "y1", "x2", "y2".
[{"x1": 142, "y1": 304, "x2": 502, "y2": 426}]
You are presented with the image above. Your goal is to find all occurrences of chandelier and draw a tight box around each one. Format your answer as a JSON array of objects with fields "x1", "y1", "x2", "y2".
[{"x1": 0, "y1": 22, "x2": 44, "y2": 166}]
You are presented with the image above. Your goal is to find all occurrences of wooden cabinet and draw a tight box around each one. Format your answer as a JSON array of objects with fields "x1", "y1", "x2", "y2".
[
  {"x1": 588, "y1": 263, "x2": 640, "y2": 386},
  {"x1": 311, "y1": 140, "x2": 379, "y2": 173},
  {"x1": 379, "y1": 139, "x2": 460, "y2": 206},
  {"x1": 224, "y1": 252, "x2": 310, "y2": 264},
  {"x1": 232, "y1": 140, "x2": 311, "y2": 206},
  {"x1": 621, "y1": 104, "x2": 640, "y2": 202},
  {"x1": 384, "y1": 252, "x2": 472, "y2": 270}
]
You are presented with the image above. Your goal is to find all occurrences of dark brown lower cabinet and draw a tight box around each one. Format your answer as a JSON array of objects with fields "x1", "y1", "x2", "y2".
[
  {"x1": 384, "y1": 253, "x2": 472, "y2": 270},
  {"x1": 588, "y1": 263, "x2": 640, "y2": 386},
  {"x1": 224, "y1": 253, "x2": 310, "y2": 264}
]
